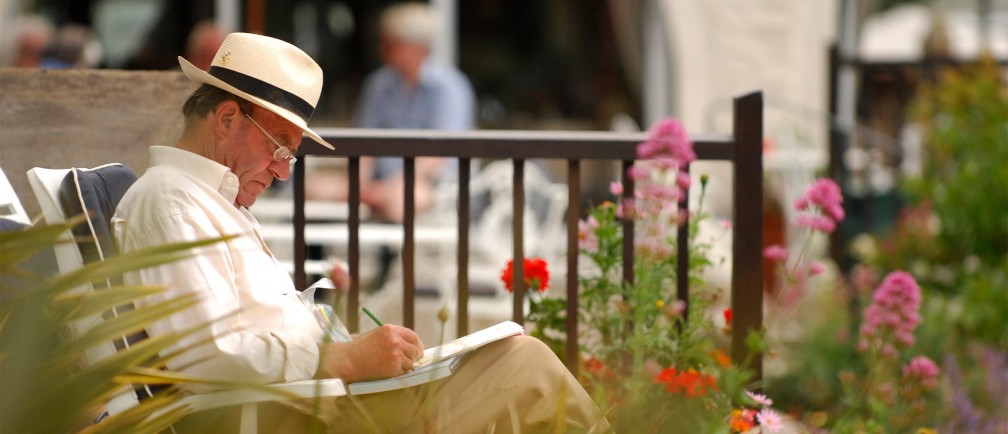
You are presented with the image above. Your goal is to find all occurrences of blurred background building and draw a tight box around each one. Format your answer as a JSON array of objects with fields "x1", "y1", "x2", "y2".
[
  {"x1": 3, "y1": 0, "x2": 1005, "y2": 247},
  {"x1": 2, "y1": 0, "x2": 1005, "y2": 342}
]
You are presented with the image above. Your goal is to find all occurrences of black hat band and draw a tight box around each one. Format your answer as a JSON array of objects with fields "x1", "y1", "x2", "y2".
[{"x1": 209, "y1": 66, "x2": 314, "y2": 122}]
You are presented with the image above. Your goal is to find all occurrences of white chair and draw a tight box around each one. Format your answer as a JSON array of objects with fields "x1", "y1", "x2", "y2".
[
  {"x1": 0, "y1": 166, "x2": 30, "y2": 225},
  {"x1": 27, "y1": 165, "x2": 345, "y2": 434}
]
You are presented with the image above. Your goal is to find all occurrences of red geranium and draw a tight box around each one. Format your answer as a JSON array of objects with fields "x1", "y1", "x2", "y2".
[{"x1": 500, "y1": 258, "x2": 550, "y2": 293}]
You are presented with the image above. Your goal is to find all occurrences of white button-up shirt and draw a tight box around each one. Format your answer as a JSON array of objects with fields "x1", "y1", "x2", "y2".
[{"x1": 113, "y1": 146, "x2": 323, "y2": 390}]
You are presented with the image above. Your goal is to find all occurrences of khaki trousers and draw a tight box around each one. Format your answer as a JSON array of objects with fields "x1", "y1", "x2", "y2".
[
  {"x1": 170, "y1": 336, "x2": 609, "y2": 433},
  {"x1": 319, "y1": 335, "x2": 609, "y2": 433}
]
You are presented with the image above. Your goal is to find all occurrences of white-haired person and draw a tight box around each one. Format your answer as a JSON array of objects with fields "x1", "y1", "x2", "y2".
[
  {"x1": 352, "y1": 2, "x2": 476, "y2": 223},
  {"x1": 112, "y1": 32, "x2": 607, "y2": 433}
]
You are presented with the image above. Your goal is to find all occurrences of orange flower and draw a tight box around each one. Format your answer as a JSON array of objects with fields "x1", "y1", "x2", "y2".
[
  {"x1": 729, "y1": 408, "x2": 757, "y2": 432},
  {"x1": 711, "y1": 349, "x2": 731, "y2": 367}
]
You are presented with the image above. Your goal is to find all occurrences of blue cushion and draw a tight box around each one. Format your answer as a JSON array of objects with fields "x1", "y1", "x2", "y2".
[{"x1": 57, "y1": 164, "x2": 137, "y2": 267}]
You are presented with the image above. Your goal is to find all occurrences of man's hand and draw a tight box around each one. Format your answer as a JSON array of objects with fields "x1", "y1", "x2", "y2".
[{"x1": 317, "y1": 325, "x2": 424, "y2": 383}]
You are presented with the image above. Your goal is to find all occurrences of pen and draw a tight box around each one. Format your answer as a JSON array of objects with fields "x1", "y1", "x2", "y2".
[{"x1": 362, "y1": 306, "x2": 384, "y2": 326}]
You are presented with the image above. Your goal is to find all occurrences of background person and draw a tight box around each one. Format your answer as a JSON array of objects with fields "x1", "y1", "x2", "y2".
[{"x1": 355, "y1": 2, "x2": 476, "y2": 223}]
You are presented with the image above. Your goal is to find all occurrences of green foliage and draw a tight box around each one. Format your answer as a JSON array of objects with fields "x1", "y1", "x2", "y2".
[
  {"x1": 526, "y1": 179, "x2": 769, "y2": 432},
  {"x1": 767, "y1": 57, "x2": 1007, "y2": 432},
  {"x1": 0, "y1": 220, "x2": 229, "y2": 434},
  {"x1": 873, "y1": 57, "x2": 1008, "y2": 348}
]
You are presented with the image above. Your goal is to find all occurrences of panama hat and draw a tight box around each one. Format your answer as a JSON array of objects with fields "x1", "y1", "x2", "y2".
[{"x1": 178, "y1": 32, "x2": 334, "y2": 149}]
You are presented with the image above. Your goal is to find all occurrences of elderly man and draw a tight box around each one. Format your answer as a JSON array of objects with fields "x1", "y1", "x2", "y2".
[{"x1": 112, "y1": 32, "x2": 606, "y2": 433}]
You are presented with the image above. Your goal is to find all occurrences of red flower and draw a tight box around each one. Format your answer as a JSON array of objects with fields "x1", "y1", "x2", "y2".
[
  {"x1": 584, "y1": 357, "x2": 616, "y2": 380},
  {"x1": 500, "y1": 258, "x2": 550, "y2": 293},
  {"x1": 723, "y1": 308, "x2": 733, "y2": 325},
  {"x1": 654, "y1": 367, "x2": 718, "y2": 396}
]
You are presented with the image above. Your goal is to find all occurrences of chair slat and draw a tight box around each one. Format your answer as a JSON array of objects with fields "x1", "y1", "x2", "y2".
[
  {"x1": 456, "y1": 158, "x2": 471, "y2": 337},
  {"x1": 403, "y1": 158, "x2": 416, "y2": 329},
  {"x1": 565, "y1": 159, "x2": 581, "y2": 373}
]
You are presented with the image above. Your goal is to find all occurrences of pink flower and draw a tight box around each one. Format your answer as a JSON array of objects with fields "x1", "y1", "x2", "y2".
[
  {"x1": 795, "y1": 214, "x2": 837, "y2": 233},
  {"x1": 578, "y1": 216, "x2": 600, "y2": 252},
  {"x1": 809, "y1": 261, "x2": 825, "y2": 275},
  {"x1": 902, "y1": 356, "x2": 941, "y2": 390},
  {"x1": 793, "y1": 178, "x2": 844, "y2": 233},
  {"x1": 857, "y1": 271, "x2": 922, "y2": 354},
  {"x1": 756, "y1": 408, "x2": 783, "y2": 433},
  {"x1": 794, "y1": 178, "x2": 845, "y2": 220},
  {"x1": 745, "y1": 390, "x2": 774, "y2": 407},
  {"x1": 763, "y1": 244, "x2": 789, "y2": 262},
  {"x1": 676, "y1": 172, "x2": 692, "y2": 190},
  {"x1": 671, "y1": 299, "x2": 686, "y2": 316},
  {"x1": 609, "y1": 181, "x2": 624, "y2": 196},
  {"x1": 627, "y1": 165, "x2": 651, "y2": 180},
  {"x1": 638, "y1": 118, "x2": 695, "y2": 165}
]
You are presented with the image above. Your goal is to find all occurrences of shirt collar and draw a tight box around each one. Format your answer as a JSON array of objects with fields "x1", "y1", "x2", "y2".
[{"x1": 149, "y1": 146, "x2": 241, "y2": 205}]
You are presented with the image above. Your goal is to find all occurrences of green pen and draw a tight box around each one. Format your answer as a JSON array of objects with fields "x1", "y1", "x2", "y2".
[{"x1": 362, "y1": 306, "x2": 384, "y2": 326}]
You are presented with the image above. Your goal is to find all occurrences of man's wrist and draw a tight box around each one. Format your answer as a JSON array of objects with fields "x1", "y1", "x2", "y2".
[{"x1": 316, "y1": 341, "x2": 356, "y2": 381}]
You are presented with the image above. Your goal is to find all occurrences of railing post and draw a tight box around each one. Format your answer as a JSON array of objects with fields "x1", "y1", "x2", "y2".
[
  {"x1": 565, "y1": 159, "x2": 581, "y2": 373},
  {"x1": 403, "y1": 158, "x2": 416, "y2": 329},
  {"x1": 731, "y1": 91, "x2": 764, "y2": 379},
  {"x1": 457, "y1": 158, "x2": 470, "y2": 337},
  {"x1": 620, "y1": 160, "x2": 635, "y2": 286},
  {"x1": 677, "y1": 164, "x2": 690, "y2": 325},
  {"x1": 512, "y1": 158, "x2": 525, "y2": 325},
  {"x1": 347, "y1": 157, "x2": 361, "y2": 332},
  {"x1": 293, "y1": 156, "x2": 307, "y2": 291}
]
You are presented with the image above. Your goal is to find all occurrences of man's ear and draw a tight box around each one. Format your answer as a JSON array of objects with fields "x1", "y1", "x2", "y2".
[{"x1": 213, "y1": 100, "x2": 242, "y2": 139}]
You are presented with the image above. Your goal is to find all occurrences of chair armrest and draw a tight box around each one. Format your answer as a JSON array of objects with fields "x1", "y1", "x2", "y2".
[{"x1": 148, "y1": 379, "x2": 346, "y2": 422}]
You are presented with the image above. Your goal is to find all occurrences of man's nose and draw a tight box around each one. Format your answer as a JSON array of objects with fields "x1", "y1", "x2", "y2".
[{"x1": 270, "y1": 159, "x2": 291, "y2": 181}]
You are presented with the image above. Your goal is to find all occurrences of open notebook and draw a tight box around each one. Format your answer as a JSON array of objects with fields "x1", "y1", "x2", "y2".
[{"x1": 348, "y1": 321, "x2": 525, "y2": 395}]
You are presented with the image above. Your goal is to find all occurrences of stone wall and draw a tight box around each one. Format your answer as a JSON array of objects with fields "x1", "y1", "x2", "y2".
[{"x1": 0, "y1": 68, "x2": 196, "y2": 218}]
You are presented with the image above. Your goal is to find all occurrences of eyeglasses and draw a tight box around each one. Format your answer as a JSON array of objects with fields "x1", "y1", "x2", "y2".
[{"x1": 242, "y1": 110, "x2": 297, "y2": 166}]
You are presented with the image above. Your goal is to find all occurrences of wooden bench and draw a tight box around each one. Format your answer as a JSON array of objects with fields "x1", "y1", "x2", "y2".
[{"x1": 291, "y1": 92, "x2": 764, "y2": 377}]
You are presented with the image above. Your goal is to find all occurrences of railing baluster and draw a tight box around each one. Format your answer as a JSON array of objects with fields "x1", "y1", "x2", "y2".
[
  {"x1": 457, "y1": 158, "x2": 471, "y2": 337},
  {"x1": 404, "y1": 157, "x2": 416, "y2": 329},
  {"x1": 677, "y1": 163, "x2": 690, "y2": 325},
  {"x1": 620, "y1": 160, "x2": 635, "y2": 286},
  {"x1": 566, "y1": 159, "x2": 581, "y2": 373},
  {"x1": 512, "y1": 158, "x2": 525, "y2": 325},
  {"x1": 293, "y1": 156, "x2": 306, "y2": 290},
  {"x1": 348, "y1": 157, "x2": 360, "y2": 332}
]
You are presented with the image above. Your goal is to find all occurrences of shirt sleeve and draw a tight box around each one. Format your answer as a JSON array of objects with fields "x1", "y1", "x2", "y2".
[
  {"x1": 432, "y1": 72, "x2": 475, "y2": 131},
  {"x1": 115, "y1": 207, "x2": 321, "y2": 388}
]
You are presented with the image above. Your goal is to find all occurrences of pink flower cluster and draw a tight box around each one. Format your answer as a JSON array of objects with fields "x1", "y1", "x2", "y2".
[
  {"x1": 857, "y1": 271, "x2": 923, "y2": 356},
  {"x1": 636, "y1": 117, "x2": 696, "y2": 164},
  {"x1": 902, "y1": 355, "x2": 941, "y2": 390},
  {"x1": 604, "y1": 118, "x2": 697, "y2": 259},
  {"x1": 793, "y1": 178, "x2": 845, "y2": 233}
]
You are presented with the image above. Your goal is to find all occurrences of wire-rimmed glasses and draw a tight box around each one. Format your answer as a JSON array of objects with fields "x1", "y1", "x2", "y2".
[{"x1": 242, "y1": 110, "x2": 297, "y2": 166}]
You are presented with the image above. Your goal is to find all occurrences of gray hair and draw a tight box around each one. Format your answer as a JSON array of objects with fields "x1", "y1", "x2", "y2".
[
  {"x1": 380, "y1": 2, "x2": 439, "y2": 47},
  {"x1": 181, "y1": 84, "x2": 253, "y2": 120}
]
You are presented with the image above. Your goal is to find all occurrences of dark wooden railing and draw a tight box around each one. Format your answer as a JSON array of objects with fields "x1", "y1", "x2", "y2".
[{"x1": 292, "y1": 91, "x2": 763, "y2": 377}]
